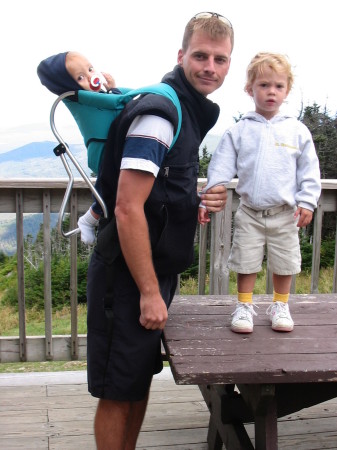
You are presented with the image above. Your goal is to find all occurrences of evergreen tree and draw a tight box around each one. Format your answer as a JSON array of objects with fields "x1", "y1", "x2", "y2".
[
  {"x1": 300, "y1": 103, "x2": 337, "y2": 179},
  {"x1": 198, "y1": 145, "x2": 212, "y2": 178}
]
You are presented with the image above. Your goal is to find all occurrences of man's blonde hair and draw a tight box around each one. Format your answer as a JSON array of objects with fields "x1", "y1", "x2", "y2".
[
  {"x1": 182, "y1": 16, "x2": 234, "y2": 52},
  {"x1": 244, "y1": 52, "x2": 294, "y2": 93}
]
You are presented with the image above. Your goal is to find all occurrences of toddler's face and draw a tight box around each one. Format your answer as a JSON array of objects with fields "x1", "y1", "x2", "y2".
[
  {"x1": 66, "y1": 52, "x2": 96, "y2": 91},
  {"x1": 247, "y1": 66, "x2": 289, "y2": 120}
]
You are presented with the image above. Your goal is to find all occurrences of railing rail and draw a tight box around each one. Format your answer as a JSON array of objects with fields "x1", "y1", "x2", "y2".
[{"x1": 0, "y1": 178, "x2": 336, "y2": 362}]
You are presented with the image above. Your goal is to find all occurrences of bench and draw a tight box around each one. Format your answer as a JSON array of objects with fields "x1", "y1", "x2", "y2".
[{"x1": 162, "y1": 293, "x2": 337, "y2": 449}]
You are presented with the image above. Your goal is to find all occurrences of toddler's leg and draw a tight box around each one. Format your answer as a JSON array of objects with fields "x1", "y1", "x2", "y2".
[
  {"x1": 266, "y1": 274, "x2": 294, "y2": 332},
  {"x1": 231, "y1": 273, "x2": 257, "y2": 333}
]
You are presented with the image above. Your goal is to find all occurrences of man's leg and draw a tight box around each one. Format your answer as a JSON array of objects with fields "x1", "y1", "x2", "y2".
[
  {"x1": 125, "y1": 390, "x2": 150, "y2": 450},
  {"x1": 94, "y1": 390, "x2": 149, "y2": 450}
]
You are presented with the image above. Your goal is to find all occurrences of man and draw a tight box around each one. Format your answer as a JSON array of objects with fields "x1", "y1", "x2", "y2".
[{"x1": 87, "y1": 12, "x2": 234, "y2": 449}]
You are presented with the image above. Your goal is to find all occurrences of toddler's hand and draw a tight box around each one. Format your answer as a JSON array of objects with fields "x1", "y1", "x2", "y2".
[
  {"x1": 198, "y1": 206, "x2": 210, "y2": 225},
  {"x1": 294, "y1": 207, "x2": 313, "y2": 228}
]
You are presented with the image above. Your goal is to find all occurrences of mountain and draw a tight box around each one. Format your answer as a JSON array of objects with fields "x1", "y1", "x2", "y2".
[
  {"x1": 0, "y1": 134, "x2": 221, "y2": 179},
  {"x1": 0, "y1": 141, "x2": 89, "y2": 178},
  {"x1": 0, "y1": 213, "x2": 59, "y2": 255}
]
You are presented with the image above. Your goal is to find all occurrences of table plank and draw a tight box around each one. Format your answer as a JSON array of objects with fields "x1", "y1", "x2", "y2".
[{"x1": 164, "y1": 294, "x2": 337, "y2": 386}]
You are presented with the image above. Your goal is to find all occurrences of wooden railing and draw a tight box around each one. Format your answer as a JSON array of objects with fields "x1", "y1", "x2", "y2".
[{"x1": 0, "y1": 178, "x2": 336, "y2": 363}]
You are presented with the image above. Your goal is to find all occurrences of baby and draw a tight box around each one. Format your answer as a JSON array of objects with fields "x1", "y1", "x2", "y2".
[{"x1": 38, "y1": 51, "x2": 121, "y2": 244}]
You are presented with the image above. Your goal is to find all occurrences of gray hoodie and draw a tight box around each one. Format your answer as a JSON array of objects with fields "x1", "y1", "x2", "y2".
[{"x1": 205, "y1": 111, "x2": 321, "y2": 211}]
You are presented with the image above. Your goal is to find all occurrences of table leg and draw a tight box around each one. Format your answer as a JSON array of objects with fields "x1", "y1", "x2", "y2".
[
  {"x1": 237, "y1": 384, "x2": 278, "y2": 450},
  {"x1": 207, "y1": 416, "x2": 223, "y2": 450},
  {"x1": 199, "y1": 384, "x2": 254, "y2": 450}
]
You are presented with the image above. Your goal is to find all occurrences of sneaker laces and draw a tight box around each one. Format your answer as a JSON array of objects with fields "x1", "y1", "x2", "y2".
[
  {"x1": 266, "y1": 301, "x2": 289, "y2": 318},
  {"x1": 231, "y1": 302, "x2": 258, "y2": 320}
]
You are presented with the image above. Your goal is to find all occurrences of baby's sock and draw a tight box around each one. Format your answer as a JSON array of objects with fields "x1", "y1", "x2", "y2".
[
  {"x1": 78, "y1": 209, "x2": 99, "y2": 245},
  {"x1": 273, "y1": 291, "x2": 289, "y2": 303},
  {"x1": 238, "y1": 292, "x2": 253, "y2": 304}
]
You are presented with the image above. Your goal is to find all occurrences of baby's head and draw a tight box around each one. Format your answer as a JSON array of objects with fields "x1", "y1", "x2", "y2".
[
  {"x1": 66, "y1": 51, "x2": 116, "y2": 92},
  {"x1": 66, "y1": 52, "x2": 97, "y2": 91},
  {"x1": 37, "y1": 51, "x2": 83, "y2": 95},
  {"x1": 244, "y1": 52, "x2": 294, "y2": 95}
]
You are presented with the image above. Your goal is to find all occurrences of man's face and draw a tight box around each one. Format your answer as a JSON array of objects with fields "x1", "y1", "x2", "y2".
[{"x1": 178, "y1": 30, "x2": 232, "y2": 96}]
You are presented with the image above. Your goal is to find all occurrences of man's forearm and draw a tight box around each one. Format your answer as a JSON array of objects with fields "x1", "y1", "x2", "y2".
[{"x1": 116, "y1": 210, "x2": 160, "y2": 296}]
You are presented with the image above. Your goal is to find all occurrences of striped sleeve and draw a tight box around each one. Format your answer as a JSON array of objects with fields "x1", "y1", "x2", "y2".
[{"x1": 121, "y1": 115, "x2": 174, "y2": 177}]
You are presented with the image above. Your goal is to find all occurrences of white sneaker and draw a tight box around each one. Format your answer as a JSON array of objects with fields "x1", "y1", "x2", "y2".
[
  {"x1": 266, "y1": 302, "x2": 294, "y2": 332},
  {"x1": 231, "y1": 302, "x2": 257, "y2": 333}
]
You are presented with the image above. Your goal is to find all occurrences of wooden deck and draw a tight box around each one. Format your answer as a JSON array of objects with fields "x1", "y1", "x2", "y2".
[{"x1": 1, "y1": 367, "x2": 337, "y2": 449}]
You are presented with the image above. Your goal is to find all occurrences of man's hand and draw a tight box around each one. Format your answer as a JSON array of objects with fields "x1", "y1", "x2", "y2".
[
  {"x1": 294, "y1": 207, "x2": 313, "y2": 228},
  {"x1": 139, "y1": 294, "x2": 168, "y2": 330},
  {"x1": 200, "y1": 185, "x2": 227, "y2": 212}
]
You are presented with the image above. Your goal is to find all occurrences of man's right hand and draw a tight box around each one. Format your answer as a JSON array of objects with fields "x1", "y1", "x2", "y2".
[{"x1": 139, "y1": 294, "x2": 168, "y2": 330}]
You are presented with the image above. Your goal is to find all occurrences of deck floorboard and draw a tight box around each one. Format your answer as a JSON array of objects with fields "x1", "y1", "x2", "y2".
[{"x1": 1, "y1": 368, "x2": 337, "y2": 449}]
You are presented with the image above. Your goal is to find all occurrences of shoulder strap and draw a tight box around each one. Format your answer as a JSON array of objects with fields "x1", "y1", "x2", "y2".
[{"x1": 123, "y1": 83, "x2": 182, "y2": 149}]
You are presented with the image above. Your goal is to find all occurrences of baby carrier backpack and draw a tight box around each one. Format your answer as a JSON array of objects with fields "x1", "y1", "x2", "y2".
[{"x1": 50, "y1": 84, "x2": 182, "y2": 237}]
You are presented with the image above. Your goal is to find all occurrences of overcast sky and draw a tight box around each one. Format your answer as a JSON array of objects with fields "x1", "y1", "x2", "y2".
[{"x1": 1, "y1": 0, "x2": 335, "y2": 153}]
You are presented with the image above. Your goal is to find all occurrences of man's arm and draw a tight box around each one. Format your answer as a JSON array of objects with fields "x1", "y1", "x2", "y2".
[{"x1": 115, "y1": 169, "x2": 168, "y2": 330}]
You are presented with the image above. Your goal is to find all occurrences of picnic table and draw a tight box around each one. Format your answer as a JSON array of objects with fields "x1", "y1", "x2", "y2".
[{"x1": 162, "y1": 294, "x2": 337, "y2": 449}]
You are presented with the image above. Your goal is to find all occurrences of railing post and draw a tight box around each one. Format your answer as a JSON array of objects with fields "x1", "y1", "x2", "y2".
[
  {"x1": 332, "y1": 224, "x2": 337, "y2": 293},
  {"x1": 70, "y1": 190, "x2": 79, "y2": 360},
  {"x1": 311, "y1": 196, "x2": 323, "y2": 294},
  {"x1": 198, "y1": 223, "x2": 208, "y2": 294},
  {"x1": 266, "y1": 259, "x2": 273, "y2": 294},
  {"x1": 43, "y1": 189, "x2": 53, "y2": 360},
  {"x1": 16, "y1": 189, "x2": 26, "y2": 361},
  {"x1": 209, "y1": 190, "x2": 233, "y2": 295}
]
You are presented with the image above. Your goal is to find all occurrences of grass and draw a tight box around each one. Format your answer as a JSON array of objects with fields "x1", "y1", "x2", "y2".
[
  {"x1": 0, "y1": 360, "x2": 87, "y2": 374},
  {"x1": 0, "y1": 304, "x2": 88, "y2": 336},
  {"x1": 180, "y1": 266, "x2": 335, "y2": 296},
  {"x1": 0, "y1": 267, "x2": 334, "y2": 373}
]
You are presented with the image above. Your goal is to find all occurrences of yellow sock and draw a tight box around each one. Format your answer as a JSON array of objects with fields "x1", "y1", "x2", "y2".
[
  {"x1": 273, "y1": 291, "x2": 289, "y2": 303},
  {"x1": 238, "y1": 292, "x2": 253, "y2": 304}
]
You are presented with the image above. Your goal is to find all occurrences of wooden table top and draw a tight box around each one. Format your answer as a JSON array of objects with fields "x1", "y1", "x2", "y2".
[{"x1": 163, "y1": 294, "x2": 337, "y2": 386}]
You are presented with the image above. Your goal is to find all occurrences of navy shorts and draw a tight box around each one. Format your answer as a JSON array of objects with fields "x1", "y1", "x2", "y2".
[{"x1": 87, "y1": 250, "x2": 177, "y2": 401}]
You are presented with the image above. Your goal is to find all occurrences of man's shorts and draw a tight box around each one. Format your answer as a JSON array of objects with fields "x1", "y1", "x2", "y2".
[
  {"x1": 228, "y1": 204, "x2": 301, "y2": 275},
  {"x1": 86, "y1": 251, "x2": 177, "y2": 402}
]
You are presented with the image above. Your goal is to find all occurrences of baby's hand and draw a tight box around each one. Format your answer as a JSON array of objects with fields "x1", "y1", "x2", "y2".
[{"x1": 101, "y1": 72, "x2": 116, "y2": 90}]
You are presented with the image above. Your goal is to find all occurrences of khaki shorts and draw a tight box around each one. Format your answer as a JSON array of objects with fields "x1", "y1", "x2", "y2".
[{"x1": 228, "y1": 204, "x2": 301, "y2": 275}]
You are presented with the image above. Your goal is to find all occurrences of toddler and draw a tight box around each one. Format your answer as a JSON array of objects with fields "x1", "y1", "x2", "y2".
[{"x1": 199, "y1": 52, "x2": 321, "y2": 333}]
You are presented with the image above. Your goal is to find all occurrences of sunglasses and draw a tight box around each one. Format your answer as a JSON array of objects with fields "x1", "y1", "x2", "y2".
[{"x1": 192, "y1": 12, "x2": 233, "y2": 29}]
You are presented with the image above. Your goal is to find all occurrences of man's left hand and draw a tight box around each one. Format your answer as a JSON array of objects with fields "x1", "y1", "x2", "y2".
[{"x1": 200, "y1": 185, "x2": 227, "y2": 212}]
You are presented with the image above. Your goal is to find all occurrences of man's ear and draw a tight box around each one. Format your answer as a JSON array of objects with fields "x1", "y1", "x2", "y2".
[{"x1": 177, "y1": 49, "x2": 184, "y2": 66}]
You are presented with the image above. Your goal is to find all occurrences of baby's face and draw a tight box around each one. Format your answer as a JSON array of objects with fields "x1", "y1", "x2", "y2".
[{"x1": 66, "y1": 52, "x2": 96, "y2": 91}]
